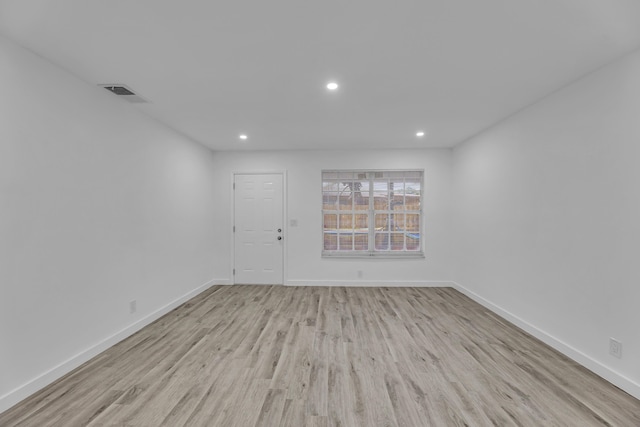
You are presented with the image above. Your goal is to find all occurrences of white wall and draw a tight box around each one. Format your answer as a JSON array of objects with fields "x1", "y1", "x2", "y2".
[
  {"x1": 452, "y1": 49, "x2": 640, "y2": 398},
  {"x1": 210, "y1": 149, "x2": 453, "y2": 286},
  {"x1": 0, "y1": 35, "x2": 218, "y2": 411}
]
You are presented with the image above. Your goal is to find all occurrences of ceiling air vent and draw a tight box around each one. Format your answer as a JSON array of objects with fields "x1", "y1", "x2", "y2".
[{"x1": 99, "y1": 84, "x2": 148, "y2": 103}]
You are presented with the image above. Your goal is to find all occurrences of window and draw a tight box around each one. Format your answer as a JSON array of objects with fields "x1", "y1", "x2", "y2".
[{"x1": 322, "y1": 170, "x2": 423, "y2": 257}]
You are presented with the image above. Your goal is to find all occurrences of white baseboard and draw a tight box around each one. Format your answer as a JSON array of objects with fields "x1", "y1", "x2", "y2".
[
  {"x1": 451, "y1": 281, "x2": 640, "y2": 400},
  {"x1": 212, "y1": 278, "x2": 233, "y2": 285},
  {"x1": 285, "y1": 279, "x2": 455, "y2": 287},
  {"x1": 0, "y1": 279, "x2": 216, "y2": 414}
]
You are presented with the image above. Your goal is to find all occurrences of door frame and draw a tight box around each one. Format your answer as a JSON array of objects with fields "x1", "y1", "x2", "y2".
[{"x1": 230, "y1": 170, "x2": 287, "y2": 285}]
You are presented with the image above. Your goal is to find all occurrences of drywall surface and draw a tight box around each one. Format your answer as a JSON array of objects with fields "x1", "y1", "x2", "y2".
[
  {"x1": 0, "y1": 35, "x2": 217, "y2": 411},
  {"x1": 211, "y1": 148, "x2": 453, "y2": 285},
  {"x1": 453, "y1": 49, "x2": 640, "y2": 397}
]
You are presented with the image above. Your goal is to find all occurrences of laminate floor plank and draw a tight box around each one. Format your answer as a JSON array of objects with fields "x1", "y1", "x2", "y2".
[
  {"x1": 254, "y1": 388, "x2": 287, "y2": 427},
  {"x1": 2, "y1": 286, "x2": 639, "y2": 427},
  {"x1": 283, "y1": 324, "x2": 315, "y2": 401},
  {"x1": 178, "y1": 357, "x2": 250, "y2": 426},
  {"x1": 306, "y1": 331, "x2": 329, "y2": 417},
  {"x1": 279, "y1": 398, "x2": 305, "y2": 427},
  {"x1": 326, "y1": 336, "x2": 358, "y2": 427}
]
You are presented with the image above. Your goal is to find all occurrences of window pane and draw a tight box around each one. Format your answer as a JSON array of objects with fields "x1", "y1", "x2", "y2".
[
  {"x1": 389, "y1": 180, "x2": 403, "y2": 193},
  {"x1": 373, "y1": 180, "x2": 388, "y2": 210},
  {"x1": 323, "y1": 191, "x2": 339, "y2": 207},
  {"x1": 374, "y1": 195, "x2": 388, "y2": 211},
  {"x1": 404, "y1": 181, "x2": 421, "y2": 211},
  {"x1": 350, "y1": 181, "x2": 365, "y2": 206},
  {"x1": 392, "y1": 213, "x2": 405, "y2": 231},
  {"x1": 375, "y1": 232, "x2": 389, "y2": 250},
  {"x1": 337, "y1": 196, "x2": 352, "y2": 210},
  {"x1": 406, "y1": 232, "x2": 420, "y2": 251},
  {"x1": 359, "y1": 179, "x2": 371, "y2": 194},
  {"x1": 375, "y1": 213, "x2": 389, "y2": 231},
  {"x1": 322, "y1": 180, "x2": 340, "y2": 191},
  {"x1": 390, "y1": 232, "x2": 404, "y2": 250},
  {"x1": 324, "y1": 232, "x2": 337, "y2": 250},
  {"x1": 323, "y1": 214, "x2": 337, "y2": 230},
  {"x1": 405, "y1": 214, "x2": 419, "y2": 232},
  {"x1": 404, "y1": 181, "x2": 421, "y2": 195},
  {"x1": 354, "y1": 233, "x2": 368, "y2": 250},
  {"x1": 338, "y1": 181, "x2": 353, "y2": 210},
  {"x1": 353, "y1": 181, "x2": 368, "y2": 208},
  {"x1": 339, "y1": 214, "x2": 353, "y2": 230},
  {"x1": 391, "y1": 200, "x2": 403, "y2": 213},
  {"x1": 405, "y1": 194, "x2": 420, "y2": 211},
  {"x1": 354, "y1": 214, "x2": 368, "y2": 229},
  {"x1": 338, "y1": 233, "x2": 353, "y2": 251}
]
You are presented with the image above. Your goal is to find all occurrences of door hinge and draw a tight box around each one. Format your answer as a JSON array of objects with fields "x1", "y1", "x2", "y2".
[
  {"x1": 233, "y1": 225, "x2": 235, "y2": 232},
  {"x1": 233, "y1": 182, "x2": 235, "y2": 190},
  {"x1": 233, "y1": 268, "x2": 236, "y2": 275}
]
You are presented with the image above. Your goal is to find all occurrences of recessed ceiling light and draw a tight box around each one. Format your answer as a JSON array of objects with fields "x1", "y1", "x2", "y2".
[
  {"x1": 416, "y1": 131, "x2": 425, "y2": 137},
  {"x1": 239, "y1": 134, "x2": 248, "y2": 140},
  {"x1": 326, "y1": 82, "x2": 339, "y2": 91}
]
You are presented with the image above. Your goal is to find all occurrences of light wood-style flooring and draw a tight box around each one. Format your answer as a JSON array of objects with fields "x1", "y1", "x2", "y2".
[{"x1": 1, "y1": 285, "x2": 639, "y2": 426}]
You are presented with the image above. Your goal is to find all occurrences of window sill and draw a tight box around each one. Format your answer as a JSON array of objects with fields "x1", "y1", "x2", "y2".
[{"x1": 322, "y1": 251, "x2": 425, "y2": 259}]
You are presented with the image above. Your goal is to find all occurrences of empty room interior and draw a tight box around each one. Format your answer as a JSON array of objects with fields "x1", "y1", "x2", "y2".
[{"x1": 1, "y1": 1, "x2": 640, "y2": 425}]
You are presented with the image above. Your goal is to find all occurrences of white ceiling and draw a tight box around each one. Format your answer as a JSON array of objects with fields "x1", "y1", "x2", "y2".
[{"x1": 2, "y1": 0, "x2": 640, "y2": 151}]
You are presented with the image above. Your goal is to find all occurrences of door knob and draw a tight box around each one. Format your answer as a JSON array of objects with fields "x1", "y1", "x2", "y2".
[
  {"x1": 277, "y1": 228, "x2": 282, "y2": 233},
  {"x1": 277, "y1": 236, "x2": 283, "y2": 240}
]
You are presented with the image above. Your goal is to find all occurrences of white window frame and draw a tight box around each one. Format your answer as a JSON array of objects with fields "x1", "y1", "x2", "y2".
[{"x1": 322, "y1": 169, "x2": 424, "y2": 258}]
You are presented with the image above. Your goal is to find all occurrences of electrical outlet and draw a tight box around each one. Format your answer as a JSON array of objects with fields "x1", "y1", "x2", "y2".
[
  {"x1": 609, "y1": 338, "x2": 622, "y2": 358},
  {"x1": 130, "y1": 300, "x2": 137, "y2": 314}
]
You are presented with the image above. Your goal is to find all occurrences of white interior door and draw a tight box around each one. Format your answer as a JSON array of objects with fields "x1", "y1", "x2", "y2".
[{"x1": 234, "y1": 173, "x2": 284, "y2": 284}]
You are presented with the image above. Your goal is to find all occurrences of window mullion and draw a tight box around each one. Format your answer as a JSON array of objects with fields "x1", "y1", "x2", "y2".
[{"x1": 368, "y1": 174, "x2": 374, "y2": 254}]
